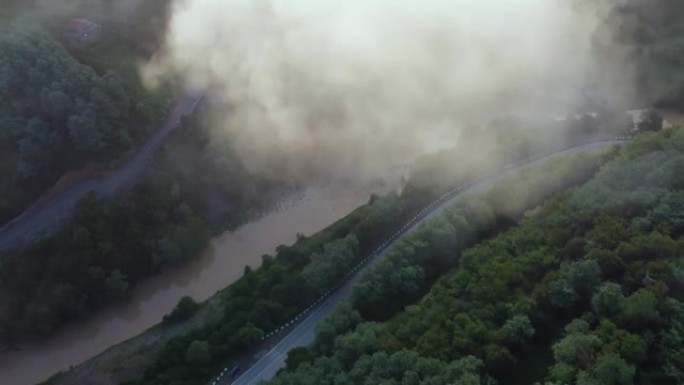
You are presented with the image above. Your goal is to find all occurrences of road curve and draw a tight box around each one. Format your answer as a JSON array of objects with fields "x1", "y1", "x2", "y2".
[
  {"x1": 0, "y1": 93, "x2": 204, "y2": 253},
  {"x1": 218, "y1": 138, "x2": 628, "y2": 385}
]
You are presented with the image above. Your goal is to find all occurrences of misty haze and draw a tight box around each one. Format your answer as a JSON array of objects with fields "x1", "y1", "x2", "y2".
[
  {"x1": 0, "y1": 1, "x2": 683, "y2": 385},
  {"x1": 145, "y1": 0, "x2": 634, "y2": 181}
]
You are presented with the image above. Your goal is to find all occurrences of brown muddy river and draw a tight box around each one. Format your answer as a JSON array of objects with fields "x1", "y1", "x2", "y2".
[{"x1": 0, "y1": 177, "x2": 404, "y2": 385}]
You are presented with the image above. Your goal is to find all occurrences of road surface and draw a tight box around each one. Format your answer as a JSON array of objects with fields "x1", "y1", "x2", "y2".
[
  {"x1": 218, "y1": 138, "x2": 628, "y2": 385},
  {"x1": 0, "y1": 93, "x2": 204, "y2": 252}
]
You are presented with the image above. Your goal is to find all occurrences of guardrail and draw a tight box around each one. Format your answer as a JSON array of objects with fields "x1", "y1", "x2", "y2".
[{"x1": 209, "y1": 136, "x2": 631, "y2": 385}]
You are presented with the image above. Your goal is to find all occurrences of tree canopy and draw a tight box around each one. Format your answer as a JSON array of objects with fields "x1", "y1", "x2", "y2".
[
  {"x1": 1, "y1": 23, "x2": 130, "y2": 171},
  {"x1": 261, "y1": 126, "x2": 684, "y2": 385}
]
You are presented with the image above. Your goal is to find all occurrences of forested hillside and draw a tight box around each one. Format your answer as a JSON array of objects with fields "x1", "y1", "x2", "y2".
[
  {"x1": 0, "y1": 0, "x2": 289, "y2": 343},
  {"x1": 0, "y1": 24, "x2": 131, "y2": 217},
  {"x1": 109, "y1": 139, "x2": 615, "y2": 385},
  {"x1": 0, "y1": 0, "x2": 175, "y2": 222},
  {"x1": 0, "y1": 113, "x2": 284, "y2": 340},
  {"x1": 0, "y1": 18, "x2": 172, "y2": 225},
  {"x1": 266, "y1": 127, "x2": 684, "y2": 385}
]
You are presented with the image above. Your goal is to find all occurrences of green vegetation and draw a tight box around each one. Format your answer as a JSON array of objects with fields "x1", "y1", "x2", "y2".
[
  {"x1": 0, "y1": 23, "x2": 134, "y2": 221},
  {"x1": 121, "y1": 136, "x2": 613, "y2": 385},
  {"x1": 302, "y1": 234, "x2": 359, "y2": 293},
  {"x1": 57, "y1": 3, "x2": 173, "y2": 140},
  {"x1": 0, "y1": 0, "x2": 295, "y2": 346},
  {"x1": 0, "y1": 182, "x2": 210, "y2": 338},
  {"x1": 269, "y1": 127, "x2": 684, "y2": 385},
  {"x1": 0, "y1": 114, "x2": 283, "y2": 340},
  {"x1": 0, "y1": 0, "x2": 174, "y2": 223},
  {"x1": 164, "y1": 297, "x2": 200, "y2": 325},
  {"x1": 272, "y1": 350, "x2": 492, "y2": 385},
  {"x1": 128, "y1": 193, "x2": 409, "y2": 384}
]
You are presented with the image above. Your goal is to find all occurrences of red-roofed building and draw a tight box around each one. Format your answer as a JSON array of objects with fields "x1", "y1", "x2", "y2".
[{"x1": 66, "y1": 18, "x2": 101, "y2": 42}]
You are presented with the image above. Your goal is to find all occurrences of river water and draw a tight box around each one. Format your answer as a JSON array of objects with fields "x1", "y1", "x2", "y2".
[{"x1": 0, "y1": 176, "x2": 404, "y2": 385}]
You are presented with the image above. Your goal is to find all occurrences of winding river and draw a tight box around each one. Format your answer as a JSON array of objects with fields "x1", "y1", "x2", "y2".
[{"x1": 0, "y1": 177, "x2": 404, "y2": 385}]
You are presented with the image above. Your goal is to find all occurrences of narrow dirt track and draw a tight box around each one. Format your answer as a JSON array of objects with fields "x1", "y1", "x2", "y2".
[{"x1": 0, "y1": 93, "x2": 203, "y2": 253}]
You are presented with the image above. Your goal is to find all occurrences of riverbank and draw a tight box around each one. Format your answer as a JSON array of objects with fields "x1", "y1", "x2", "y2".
[
  {"x1": 43, "y1": 289, "x2": 225, "y2": 385},
  {"x1": 0, "y1": 177, "x2": 401, "y2": 385}
]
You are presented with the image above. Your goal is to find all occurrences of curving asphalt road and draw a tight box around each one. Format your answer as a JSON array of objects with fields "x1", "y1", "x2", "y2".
[
  {"x1": 216, "y1": 138, "x2": 629, "y2": 385},
  {"x1": 0, "y1": 93, "x2": 204, "y2": 253}
]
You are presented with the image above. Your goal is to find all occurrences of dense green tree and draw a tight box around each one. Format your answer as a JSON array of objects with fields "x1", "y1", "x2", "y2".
[
  {"x1": 591, "y1": 353, "x2": 635, "y2": 385},
  {"x1": 548, "y1": 278, "x2": 580, "y2": 309},
  {"x1": 564, "y1": 260, "x2": 602, "y2": 298},
  {"x1": 267, "y1": 350, "x2": 489, "y2": 385},
  {"x1": 502, "y1": 314, "x2": 536, "y2": 345},
  {"x1": 646, "y1": 192, "x2": 684, "y2": 235},
  {"x1": 0, "y1": 23, "x2": 130, "y2": 184},
  {"x1": 592, "y1": 282, "x2": 626, "y2": 317},
  {"x1": 163, "y1": 296, "x2": 198, "y2": 324},
  {"x1": 549, "y1": 260, "x2": 602, "y2": 309},
  {"x1": 552, "y1": 320, "x2": 602, "y2": 371},
  {"x1": 301, "y1": 234, "x2": 359, "y2": 292},
  {"x1": 334, "y1": 322, "x2": 380, "y2": 368},
  {"x1": 594, "y1": 320, "x2": 648, "y2": 363},
  {"x1": 284, "y1": 347, "x2": 318, "y2": 372},
  {"x1": 621, "y1": 288, "x2": 660, "y2": 327},
  {"x1": 352, "y1": 198, "x2": 497, "y2": 320},
  {"x1": 185, "y1": 340, "x2": 211, "y2": 366},
  {"x1": 586, "y1": 215, "x2": 627, "y2": 250},
  {"x1": 314, "y1": 302, "x2": 363, "y2": 353},
  {"x1": 662, "y1": 299, "x2": 684, "y2": 382},
  {"x1": 236, "y1": 322, "x2": 265, "y2": 350}
]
